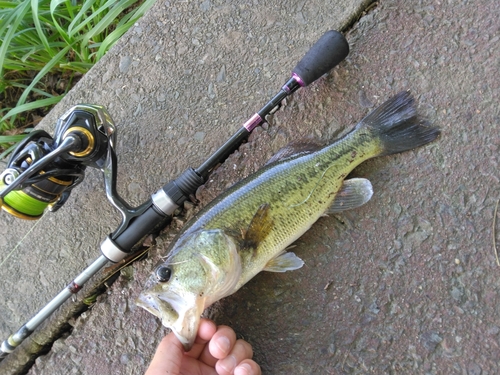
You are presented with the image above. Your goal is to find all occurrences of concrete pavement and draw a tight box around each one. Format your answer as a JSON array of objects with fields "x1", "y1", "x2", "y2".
[{"x1": 1, "y1": 0, "x2": 499, "y2": 373}]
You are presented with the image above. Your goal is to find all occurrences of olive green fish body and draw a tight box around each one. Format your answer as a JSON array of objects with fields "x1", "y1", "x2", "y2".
[
  {"x1": 137, "y1": 91, "x2": 440, "y2": 350},
  {"x1": 181, "y1": 127, "x2": 380, "y2": 290}
]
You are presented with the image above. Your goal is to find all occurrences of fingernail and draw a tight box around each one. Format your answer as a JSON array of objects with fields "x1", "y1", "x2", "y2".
[
  {"x1": 219, "y1": 354, "x2": 237, "y2": 373},
  {"x1": 235, "y1": 363, "x2": 252, "y2": 375},
  {"x1": 216, "y1": 336, "x2": 231, "y2": 354}
]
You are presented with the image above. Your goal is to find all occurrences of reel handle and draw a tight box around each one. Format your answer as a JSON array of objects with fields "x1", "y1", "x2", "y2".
[{"x1": 292, "y1": 30, "x2": 349, "y2": 87}]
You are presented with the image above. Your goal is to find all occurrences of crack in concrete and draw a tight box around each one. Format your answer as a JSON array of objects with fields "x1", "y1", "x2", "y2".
[
  {"x1": 0, "y1": 1, "x2": 385, "y2": 373},
  {"x1": 340, "y1": 0, "x2": 378, "y2": 32}
]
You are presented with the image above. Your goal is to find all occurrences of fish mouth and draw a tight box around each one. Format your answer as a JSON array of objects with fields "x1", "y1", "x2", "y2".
[
  {"x1": 136, "y1": 292, "x2": 179, "y2": 322},
  {"x1": 136, "y1": 290, "x2": 205, "y2": 351}
]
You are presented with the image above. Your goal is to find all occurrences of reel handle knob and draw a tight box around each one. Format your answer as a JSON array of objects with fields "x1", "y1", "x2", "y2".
[{"x1": 292, "y1": 30, "x2": 349, "y2": 87}]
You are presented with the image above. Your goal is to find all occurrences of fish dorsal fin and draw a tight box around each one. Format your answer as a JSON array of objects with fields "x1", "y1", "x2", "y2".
[
  {"x1": 264, "y1": 252, "x2": 304, "y2": 272},
  {"x1": 242, "y1": 203, "x2": 273, "y2": 249},
  {"x1": 327, "y1": 178, "x2": 373, "y2": 213},
  {"x1": 266, "y1": 140, "x2": 324, "y2": 165}
]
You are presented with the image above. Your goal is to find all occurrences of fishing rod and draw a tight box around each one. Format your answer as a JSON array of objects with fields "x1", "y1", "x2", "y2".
[{"x1": 0, "y1": 30, "x2": 349, "y2": 360}]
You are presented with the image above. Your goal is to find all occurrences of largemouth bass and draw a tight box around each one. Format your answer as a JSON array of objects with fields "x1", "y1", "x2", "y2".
[{"x1": 137, "y1": 91, "x2": 440, "y2": 349}]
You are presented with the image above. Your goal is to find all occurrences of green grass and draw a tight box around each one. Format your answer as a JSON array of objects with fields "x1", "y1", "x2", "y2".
[{"x1": 0, "y1": 0, "x2": 156, "y2": 159}]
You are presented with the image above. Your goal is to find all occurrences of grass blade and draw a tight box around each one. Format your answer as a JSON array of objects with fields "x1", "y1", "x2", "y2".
[
  {"x1": 1, "y1": 96, "x2": 63, "y2": 123},
  {"x1": 31, "y1": 0, "x2": 54, "y2": 58},
  {"x1": 96, "y1": 0, "x2": 157, "y2": 60},
  {"x1": 0, "y1": 45, "x2": 71, "y2": 126},
  {"x1": 83, "y1": 0, "x2": 137, "y2": 48},
  {"x1": 0, "y1": 134, "x2": 32, "y2": 143},
  {"x1": 0, "y1": 143, "x2": 20, "y2": 160},
  {"x1": 0, "y1": 1, "x2": 32, "y2": 78}
]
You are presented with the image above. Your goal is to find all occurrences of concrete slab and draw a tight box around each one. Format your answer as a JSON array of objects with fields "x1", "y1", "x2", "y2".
[
  {"x1": 1, "y1": 0, "x2": 499, "y2": 373},
  {"x1": 0, "y1": 0, "x2": 371, "y2": 373}
]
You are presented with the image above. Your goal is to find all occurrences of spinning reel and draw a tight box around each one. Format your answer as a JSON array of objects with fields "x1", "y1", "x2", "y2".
[{"x1": 0, "y1": 105, "x2": 115, "y2": 220}]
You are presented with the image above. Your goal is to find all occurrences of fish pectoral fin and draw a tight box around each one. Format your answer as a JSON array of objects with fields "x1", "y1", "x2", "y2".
[
  {"x1": 264, "y1": 252, "x2": 304, "y2": 272},
  {"x1": 243, "y1": 203, "x2": 273, "y2": 249},
  {"x1": 327, "y1": 178, "x2": 373, "y2": 214}
]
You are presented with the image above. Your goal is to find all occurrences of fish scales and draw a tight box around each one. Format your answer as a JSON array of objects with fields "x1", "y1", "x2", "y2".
[
  {"x1": 137, "y1": 91, "x2": 440, "y2": 349},
  {"x1": 181, "y1": 127, "x2": 381, "y2": 289}
]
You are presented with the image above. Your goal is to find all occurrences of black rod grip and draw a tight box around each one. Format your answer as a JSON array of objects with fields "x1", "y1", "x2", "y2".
[
  {"x1": 292, "y1": 30, "x2": 349, "y2": 86},
  {"x1": 114, "y1": 206, "x2": 167, "y2": 251}
]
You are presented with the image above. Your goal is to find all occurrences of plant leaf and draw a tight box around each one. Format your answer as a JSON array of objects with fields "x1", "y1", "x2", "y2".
[
  {"x1": 1, "y1": 96, "x2": 63, "y2": 124},
  {"x1": 0, "y1": 1, "x2": 32, "y2": 78}
]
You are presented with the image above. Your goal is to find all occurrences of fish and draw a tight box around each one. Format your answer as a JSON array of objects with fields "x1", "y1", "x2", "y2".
[{"x1": 136, "y1": 91, "x2": 440, "y2": 350}]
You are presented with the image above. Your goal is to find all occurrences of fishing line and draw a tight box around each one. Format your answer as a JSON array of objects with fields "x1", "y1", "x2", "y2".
[
  {"x1": 288, "y1": 160, "x2": 336, "y2": 209},
  {"x1": 0, "y1": 209, "x2": 49, "y2": 269},
  {"x1": 2, "y1": 188, "x2": 49, "y2": 217},
  {"x1": 493, "y1": 198, "x2": 500, "y2": 267}
]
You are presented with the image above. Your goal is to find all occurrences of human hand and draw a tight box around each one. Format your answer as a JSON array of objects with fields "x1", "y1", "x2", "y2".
[{"x1": 145, "y1": 318, "x2": 262, "y2": 375}]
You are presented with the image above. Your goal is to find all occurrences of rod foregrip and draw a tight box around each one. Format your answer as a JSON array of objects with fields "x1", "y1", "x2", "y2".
[
  {"x1": 292, "y1": 30, "x2": 349, "y2": 86},
  {"x1": 113, "y1": 206, "x2": 168, "y2": 251}
]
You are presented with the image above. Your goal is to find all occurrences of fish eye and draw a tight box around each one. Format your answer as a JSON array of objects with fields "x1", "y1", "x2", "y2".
[{"x1": 155, "y1": 266, "x2": 172, "y2": 282}]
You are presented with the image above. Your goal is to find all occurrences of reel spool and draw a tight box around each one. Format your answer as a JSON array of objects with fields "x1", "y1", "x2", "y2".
[{"x1": 0, "y1": 105, "x2": 116, "y2": 220}]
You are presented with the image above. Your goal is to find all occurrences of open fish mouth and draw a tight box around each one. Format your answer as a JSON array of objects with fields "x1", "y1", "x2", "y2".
[
  {"x1": 136, "y1": 289, "x2": 206, "y2": 351},
  {"x1": 136, "y1": 291, "x2": 179, "y2": 323}
]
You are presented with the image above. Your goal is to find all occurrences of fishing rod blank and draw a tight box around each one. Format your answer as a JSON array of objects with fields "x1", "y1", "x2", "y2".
[{"x1": 0, "y1": 30, "x2": 349, "y2": 361}]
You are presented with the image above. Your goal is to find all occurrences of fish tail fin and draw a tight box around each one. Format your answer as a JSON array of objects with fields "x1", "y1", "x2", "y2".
[{"x1": 357, "y1": 91, "x2": 440, "y2": 156}]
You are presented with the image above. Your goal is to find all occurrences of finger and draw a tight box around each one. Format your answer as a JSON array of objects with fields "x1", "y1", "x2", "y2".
[
  {"x1": 185, "y1": 318, "x2": 217, "y2": 359},
  {"x1": 198, "y1": 325, "x2": 237, "y2": 367},
  {"x1": 207, "y1": 325, "x2": 237, "y2": 360},
  {"x1": 235, "y1": 359, "x2": 262, "y2": 375},
  {"x1": 215, "y1": 339, "x2": 253, "y2": 375},
  {"x1": 145, "y1": 332, "x2": 183, "y2": 375}
]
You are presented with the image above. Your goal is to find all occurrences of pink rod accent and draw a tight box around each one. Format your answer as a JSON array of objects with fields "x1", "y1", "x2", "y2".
[
  {"x1": 243, "y1": 113, "x2": 263, "y2": 132},
  {"x1": 292, "y1": 72, "x2": 306, "y2": 87}
]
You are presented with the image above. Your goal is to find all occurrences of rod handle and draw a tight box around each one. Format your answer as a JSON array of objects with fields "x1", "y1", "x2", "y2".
[{"x1": 292, "y1": 30, "x2": 349, "y2": 86}]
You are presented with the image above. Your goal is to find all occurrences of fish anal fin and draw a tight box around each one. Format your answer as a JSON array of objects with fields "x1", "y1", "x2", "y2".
[
  {"x1": 243, "y1": 203, "x2": 273, "y2": 249},
  {"x1": 328, "y1": 178, "x2": 373, "y2": 214},
  {"x1": 264, "y1": 252, "x2": 304, "y2": 272},
  {"x1": 266, "y1": 140, "x2": 324, "y2": 165}
]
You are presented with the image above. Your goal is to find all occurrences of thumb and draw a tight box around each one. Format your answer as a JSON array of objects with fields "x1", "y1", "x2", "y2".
[{"x1": 145, "y1": 331, "x2": 184, "y2": 375}]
